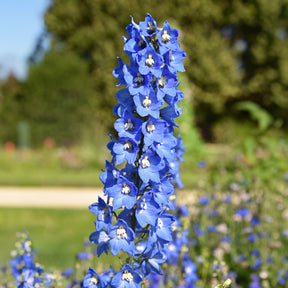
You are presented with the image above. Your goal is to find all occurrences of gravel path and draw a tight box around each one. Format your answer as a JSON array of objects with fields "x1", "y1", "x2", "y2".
[
  {"x1": 0, "y1": 187, "x2": 196, "y2": 208},
  {"x1": 0, "y1": 187, "x2": 104, "y2": 208}
]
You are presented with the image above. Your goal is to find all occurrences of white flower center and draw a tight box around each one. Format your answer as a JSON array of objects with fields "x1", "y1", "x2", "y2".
[
  {"x1": 162, "y1": 30, "x2": 171, "y2": 43},
  {"x1": 123, "y1": 140, "x2": 132, "y2": 151},
  {"x1": 136, "y1": 243, "x2": 144, "y2": 252},
  {"x1": 116, "y1": 226, "x2": 127, "y2": 239},
  {"x1": 122, "y1": 183, "x2": 131, "y2": 195},
  {"x1": 158, "y1": 218, "x2": 163, "y2": 229},
  {"x1": 168, "y1": 244, "x2": 176, "y2": 251},
  {"x1": 185, "y1": 266, "x2": 192, "y2": 274},
  {"x1": 146, "y1": 121, "x2": 155, "y2": 133},
  {"x1": 124, "y1": 119, "x2": 134, "y2": 131},
  {"x1": 143, "y1": 96, "x2": 151, "y2": 108},
  {"x1": 122, "y1": 270, "x2": 133, "y2": 283},
  {"x1": 90, "y1": 276, "x2": 99, "y2": 285},
  {"x1": 134, "y1": 73, "x2": 144, "y2": 86},
  {"x1": 145, "y1": 54, "x2": 154, "y2": 67},
  {"x1": 158, "y1": 76, "x2": 166, "y2": 88},
  {"x1": 141, "y1": 156, "x2": 150, "y2": 168}
]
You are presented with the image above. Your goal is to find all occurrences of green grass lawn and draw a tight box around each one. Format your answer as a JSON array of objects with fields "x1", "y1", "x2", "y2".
[
  {"x1": 0, "y1": 168, "x2": 101, "y2": 187},
  {"x1": 0, "y1": 208, "x2": 95, "y2": 269},
  {"x1": 0, "y1": 145, "x2": 221, "y2": 188}
]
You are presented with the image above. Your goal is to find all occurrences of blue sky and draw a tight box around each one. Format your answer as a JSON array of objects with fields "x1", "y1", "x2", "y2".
[{"x1": 0, "y1": 0, "x2": 50, "y2": 79}]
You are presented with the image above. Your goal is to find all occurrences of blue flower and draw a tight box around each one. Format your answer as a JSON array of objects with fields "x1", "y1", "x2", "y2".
[
  {"x1": 139, "y1": 13, "x2": 157, "y2": 37},
  {"x1": 137, "y1": 45, "x2": 163, "y2": 78},
  {"x1": 124, "y1": 19, "x2": 147, "y2": 54},
  {"x1": 164, "y1": 49, "x2": 186, "y2": 73},
  {"x1": 76, "y1": 252, "x2": 91, "y2": 261},
  {"x1": 152, "y1": 132, "x2": 177, "y2": 161},
  {"x1": 141, "y1": 117, "x2": 168, "y2": 146},
  {"x1": 110, "y1": 264, "x2": 142, "y2": 288},
  {"x1": 174, "y1": 133, "x2": 186, "y2": 162},
  {"x1": 221, "y1": 235, "x2": 231, "y2": 243},
  {"x1": 149, "y1": 211, "x2": 175, "y2": 243},
  {"x1": 113, "y1": 57, "x2": 127, "y2": 87},
  {"x1": 141, "y1": 250, "x2": 166, "y2": 276},
  {"x1": 252, "y1": 257, "x2": 262, "y2": 270},
  {"x1": 156, "y1": 67, "x2": 178, "y2": 99},
  {"x1": 197, "y1": 161, "x2": 207, "y2": 169},
  {"x1": 123, "y1": 64, "x2": 152, "y2": 96},
  {"x1": 198, "y1": 196, "x2": 209, "y2": 205},
  {"x1": 61, "y1": 268, "x2": 75, "y2": 279},
  {"x1": 114, "y1": 110, "x2": 143, "y2": 143},
  {"x1": 157, "y1": 21, "x2": 180, "y2": 54},
  {"x1": 277, "y1": 277, "x2": 286, "y2": 285},
  {"x1": 248, "y1": 234, "x2": 257, "y2": 242},
  {"x1": 150, "y1": 176, "x2": 174, "y2": 208},
  {"x1": 207, "y1": 225, "x2": 216, "y2": 232},
  {"x1": 235, "y1": 208, "x2": 250, "y2": 218},
  {"x1": 249, "y1": 273, "x2": 261, "y2": 288},
  {"x1": 193, "y1": 224, "x2": 205, "y2": 237},
  {"x1": 100, "y1": 161, "x2": 120, "y2": 192},
  {"x1": 182, "y1": 256, "x2": 198, "y2": 283},
  {"x1": 106, "y1": 176, "x2": 138, "y2": 210},
  {"x1": 115, "y1": 88, "x2": 136, "y2": 112},
  {"x1": 160, "y1": 104, "x2": 182, "y2": 127},
  {"x1": 89, "y1": 197, "x2": 113, "y2": 230},
  {"x1": 223, "y1": 194, "x2": 232, "y2": 203},
  {"x1": 164, "y1": 89, "x2": 184, "y2": 108},
  {"x1": 138, "y1": 149, "x2": 165, "y2": 183},
  {"x1": 89, "y1": 230, "x2": 110, "y2": 257},
  {"x1": 83, "y1": 267, "x2": 105, "y2": 288},
  {"x1": 250, "y1": 216, "x2": 261, "y2": 226},
  {"x1": 108, "y1": 219, "x2": 135, "y2": 255},
  {"x1": 16, "y1": 269, "x2": 43, "y2": 288},
  {"x1": 250, "y1": 249, "x2": 260, "y2": 257},
  {"x1": 133, "y1": 89, "x2": 164, "y2": 118},
  {"x1": 136, "y1": 192, "x2": 160, "y2": 227},
  {"x1": 112, "y1": 137, "x2": 138, "y2": 165}
]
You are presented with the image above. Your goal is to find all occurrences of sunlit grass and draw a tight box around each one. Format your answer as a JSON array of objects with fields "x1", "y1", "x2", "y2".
[{"x1": 0, "y1": 208, "x2": 95, "y2": 269}]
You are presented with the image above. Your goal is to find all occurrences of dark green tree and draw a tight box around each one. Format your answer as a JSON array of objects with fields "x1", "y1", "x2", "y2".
[
  {"x1": 0, "y1": 73, "x2": 21, "y2": 144},
  {"x1": 21, "y1": 50, "x2": 95, "y2": 146}
]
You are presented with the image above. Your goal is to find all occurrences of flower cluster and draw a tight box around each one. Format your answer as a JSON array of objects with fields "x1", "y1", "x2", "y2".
[
  {"x1": 86, "y1": 13, "x2": 186, "y2": 287},
  {"x1": 148, "y1": 205, "x2": 198, "y2": 288},
  {"x1": 9, "y1": 232, "x2": 58, "y2": 288},
  {"x1": 187, "y1": 177, "x2": 288, "y2": 288}
]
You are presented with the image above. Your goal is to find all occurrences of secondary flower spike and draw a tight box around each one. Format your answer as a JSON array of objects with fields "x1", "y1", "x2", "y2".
[{"x1": 86, "y1": 13, "x2": 186, "y2": 286}]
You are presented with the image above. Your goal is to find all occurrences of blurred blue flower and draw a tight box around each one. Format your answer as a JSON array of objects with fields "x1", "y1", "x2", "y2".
[
  {"x1": 234, "y1": 208, "x2": 250, "y2": 218},
  {"x1": 110, "y1": 264, "x2": 142, "y2": 288},
  {"x1": 197, "y1": 161, "x2": 207, "y2": 168},
  {"x1": 198, "y1": 196, "x2": 209, "y2": 205},
  {"x1": 61, "y1": 268, "x2": 75, "y2": 279},
  {"x1": 76, "y1": 252, "x2": 91, "y2": 261}
]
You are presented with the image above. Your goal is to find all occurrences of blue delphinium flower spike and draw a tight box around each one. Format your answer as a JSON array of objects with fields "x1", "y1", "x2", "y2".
[{"x1": 87, "y1": 13, "x2": 186, "y2": 286}]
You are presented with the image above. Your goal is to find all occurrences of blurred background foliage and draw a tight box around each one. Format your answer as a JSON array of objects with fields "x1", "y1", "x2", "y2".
[{"x1": 0, "y1": 0, "x2": 288, "y2": 148}]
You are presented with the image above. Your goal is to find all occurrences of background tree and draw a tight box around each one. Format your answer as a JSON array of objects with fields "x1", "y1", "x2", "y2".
[
  {"x1": 39, "y1": 0, "x2": 288, "y2": 140},
  {"x1": 0, "y1": 73, "x2": 21, "y2": 144},
  {"x1": 20, "y1": 50, "x2": 95, "y2": 146}
]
